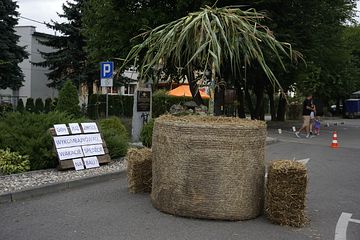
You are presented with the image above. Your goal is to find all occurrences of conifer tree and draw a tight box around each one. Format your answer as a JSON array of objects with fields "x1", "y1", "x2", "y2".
[
  {"x1": 17, "y1": 98, "x2": 25, "y2": 112},
  {"x1": 0, "y1": 0, "x2": 28, "y2": 89},
  {"x1": 56, "y1": 80, "x2": 80, "y2": 116},
  {"x1": 25, "y1": 98, "x2": 35, "y2": 113},
  {"x1": 44, "y1": 98, "x2": 52, "y2": 113},
  {"x1": 34, "y1": 0, "x2": 95, "y2": 95},
  {"x1": 34, "y1": 98, "x2": 44, "y2": 113}
]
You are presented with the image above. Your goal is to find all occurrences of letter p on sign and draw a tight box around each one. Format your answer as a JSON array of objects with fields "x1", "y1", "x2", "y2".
[{"x1": 100, "y1": 61, "x2": 114, "y2": 87}]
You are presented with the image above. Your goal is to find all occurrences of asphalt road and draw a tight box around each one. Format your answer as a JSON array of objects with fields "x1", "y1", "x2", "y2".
[{"x1": 0, "y1": 119, "x2": 359, "y2": 240}]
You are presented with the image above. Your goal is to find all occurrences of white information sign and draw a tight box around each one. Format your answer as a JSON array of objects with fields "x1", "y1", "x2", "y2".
[
  {"x1": 54, "y1": 124, "x2": 69, "y2": 136},
  {"x1": 83, "y1": 157, "x2": 100, "y2": 169},
  {"x1": 54, "y1": 133, "x2": 103, "y2": 149},
  {"x1": 82, "y1": 144, "x2": 105, "y2": 157},
  {"x1": 57, "y1": 146, "x2": 84, "y2": 160},
  {"x1": 72, "y1": 158, "x2": 84, "y2": 171},
  {"x1": 81, "y1": 122, "x2": 99, "y2": 133},
  {"x1": 69, "y1": 123, "x2": 82, "y2": 134}
]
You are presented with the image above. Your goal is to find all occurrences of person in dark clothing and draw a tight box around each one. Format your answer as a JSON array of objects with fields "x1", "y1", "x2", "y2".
[{"x1": 295, "y1": 94, "x2": 315, "y2": 138}]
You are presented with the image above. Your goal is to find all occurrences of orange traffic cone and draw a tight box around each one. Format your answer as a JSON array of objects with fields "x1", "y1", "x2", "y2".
[{"x1": 330, "y1": 131, "x2": 339, "y2": 148}]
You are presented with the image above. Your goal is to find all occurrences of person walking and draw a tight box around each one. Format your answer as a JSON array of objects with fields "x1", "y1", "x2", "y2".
[{"x1": 295, "y1": 94, "x2": 315, "y2": 138}]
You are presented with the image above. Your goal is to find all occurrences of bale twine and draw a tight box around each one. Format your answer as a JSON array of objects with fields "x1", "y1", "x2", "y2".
[
  {"x1": 265, "y1": 160, "x2": 308, "y2": 227},
  {"x1": 151, "y1": 115, "x2": 267, "y2": 220},
  {"x1": 127, "y1": 148, "x2": 152, "y2": 193}
]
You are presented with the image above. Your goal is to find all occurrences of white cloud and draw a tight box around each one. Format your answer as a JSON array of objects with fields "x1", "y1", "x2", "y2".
[{"x1": 16, "y1": 0, "x2": 65, "y2": 34}]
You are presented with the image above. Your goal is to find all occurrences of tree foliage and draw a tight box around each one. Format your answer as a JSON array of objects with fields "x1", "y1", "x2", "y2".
[
  {"x1": 0, "y1": 0, "x2": 28, "y2": 89},
  {"x1": 56, "y1": 80, "x2": 81, "y2": 117},
  {"x1": 34, "y1": 0, "x2": 95, "y2": 94}
]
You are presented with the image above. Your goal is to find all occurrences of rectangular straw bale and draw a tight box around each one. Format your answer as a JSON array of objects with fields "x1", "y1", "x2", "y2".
[
  {"x1": 265, "y1": 160, "x2": 308, "y2": 227},
  {"x1": 126, "y1": 148, "x2": 152, "y2": 193}
]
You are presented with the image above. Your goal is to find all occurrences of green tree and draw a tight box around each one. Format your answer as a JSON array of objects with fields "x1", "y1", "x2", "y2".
[
  {"x1": 122, "y1": 6, "x2": 294, "y2": 115},
  {"x1": 34, "y1": 98, "x2": 44, "y2": 114},
  {"x1": 0, "y1": 0, "x2": 28, "y2": 89},
  {"x1": 56, "y1": 80, "x2": 80, "y2": 116},
  {"x1": 16, "y1": 98, "x2": 25, "y2": 112},
  {"x1": 34, "y1": 0, "x2": 95, "y2": 96},
  {"x1": 25, "y1": 98, "x2": 35, "y2": 113}
]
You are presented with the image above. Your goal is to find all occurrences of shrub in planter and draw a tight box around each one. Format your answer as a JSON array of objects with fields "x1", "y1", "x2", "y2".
[
  {"x1": 99, "y1": 117, "x2": 129, "y2": 159},
  {"x1": 35, "y1": 98, "x2": 44, "y2": 113},
  {"x1": 0, "y1": 149, "x2": 30, "y2": 174},
  {"x1": 25, "y1": 98, "x2": 35, "y2": 112},
  {"x1": 0, "y1": 112, "x2": 84, "y2": 170},
  {"x1": 140, "y1": 119, "x2": 154, "y2": 147}
]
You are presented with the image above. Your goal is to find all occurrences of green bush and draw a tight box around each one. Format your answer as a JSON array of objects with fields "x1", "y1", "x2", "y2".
[
  {"x1": 99, "y1": 117, "x2": 129, "y2": 159},
  {"x1": 25, "y1": 98, "x2": 35, "y2": 112},
  {"x1": 0, "y1": 148, "x2": 30, "y2": 174},
  {"x1": 44, "y1": 98, "x2": 52, "y2": 113},
  {"x1": 17, "y1": 99, "x2": 25, "y2": 112},
  {"x1": 56, "y1": 80, "x2": 81, "y2": 117},
  {"x1": 0, "y1": 102, "x2": 13, "y2": 116},
  {"x1": 0, "y1": 112, "x2": 84, "y2": 170},
  {"x1": 140, "y1": 119, "x2": 154, "y2": 147},
  {"x1": 88, "y1": 90, "x2": 208, "y2": 119},
  {"x1": 35, "y1": 98, "x2": 44, "y2": 113}
]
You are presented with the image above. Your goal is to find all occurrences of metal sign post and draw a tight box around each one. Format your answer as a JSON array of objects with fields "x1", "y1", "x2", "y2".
[{"x1": 100, "y1": 62, "x2": 114, "y2": 118}]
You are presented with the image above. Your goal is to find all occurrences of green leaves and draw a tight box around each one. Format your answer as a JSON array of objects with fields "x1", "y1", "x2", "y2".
[{"x1": 121, "y1": 6, "x2": 293, "y2": 92}]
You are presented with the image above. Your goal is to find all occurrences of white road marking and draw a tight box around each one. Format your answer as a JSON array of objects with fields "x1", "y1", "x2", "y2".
[{"x1": 335, "y1": 212, "x2": 360, "y2": 240}]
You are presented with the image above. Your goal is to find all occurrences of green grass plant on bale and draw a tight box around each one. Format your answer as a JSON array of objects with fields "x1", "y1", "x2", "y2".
[
  {"x1": 0, "y1": 148, "x2": 30, "y2": 174},
  {"x1": 0, "y1": 112, "x2": 84, "y2": 170},
  {"x1": 99, "y1": 117, "x2": 129, "y2": 159},
  {"x1": 266, "y1": 160, "x2": 308, "y2": 227},
  {"x1": 140, "y1": 119, "x2": 154, "y2": 147}
]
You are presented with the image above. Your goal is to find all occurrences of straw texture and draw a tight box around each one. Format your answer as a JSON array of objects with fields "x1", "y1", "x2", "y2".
[
  {"x1": 151, "y1": 115, "x2": 266, "y2": 220},
  {"x1": 127, "y1": 148, "x2": 152, "y2": 193},
  {"x1": 265, "y1": 160, "x2": 308, "y2": 227}
]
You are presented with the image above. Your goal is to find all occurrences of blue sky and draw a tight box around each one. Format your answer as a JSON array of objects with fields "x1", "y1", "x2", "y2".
[{"x1": 17, "y1": 0, "x2": 360, "y2": 34}]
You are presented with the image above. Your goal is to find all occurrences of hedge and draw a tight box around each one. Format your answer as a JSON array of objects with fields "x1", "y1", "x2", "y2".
[
  {"x1": 87, "y1": 91, "x2": 204, "y2": 119},
  {"x1": 88, "y1": 94, "x2": 134, "y2": 119}
]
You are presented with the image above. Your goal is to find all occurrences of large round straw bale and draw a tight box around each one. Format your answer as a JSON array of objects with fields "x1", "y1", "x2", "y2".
[
  {"x1": 265, "y1": 160, "x2": 308, "y2": 227},
  {"x1": 151, "y1": 115, "x2": 267, "y2": 220},
  {"x1": 127, "y1": 148, "x2": 152, "y2": 193}
]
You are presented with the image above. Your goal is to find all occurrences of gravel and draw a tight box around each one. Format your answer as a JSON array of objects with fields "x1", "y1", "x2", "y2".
[{"x1": 0, "y1": 160, "x2": 127, "y2": 195}]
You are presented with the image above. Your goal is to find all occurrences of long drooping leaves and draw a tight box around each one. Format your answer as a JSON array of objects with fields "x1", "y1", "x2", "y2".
[{"x1": 121, "y1": 6, "x2": 295, "y2": 90}]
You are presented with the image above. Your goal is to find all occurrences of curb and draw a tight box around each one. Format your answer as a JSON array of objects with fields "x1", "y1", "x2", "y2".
[{"x1": 0, "y1": 170, "x2": 126, "y2": 204}]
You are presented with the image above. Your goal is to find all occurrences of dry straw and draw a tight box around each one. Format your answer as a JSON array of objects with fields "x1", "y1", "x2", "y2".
[
  {"x1": 265, "y1": 160, "x2": 308, "y2": 227},
  {"x1": 127, "y1": 148, "x2": 152, "y2": 193},
  {"x1": 151, "y1": 115, "x2": 267, "y2": 220}
]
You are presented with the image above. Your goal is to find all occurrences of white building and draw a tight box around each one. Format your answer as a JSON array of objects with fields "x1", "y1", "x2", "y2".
[{"x1": 0, "y1": 26, "x2": 57, "y2": 104}]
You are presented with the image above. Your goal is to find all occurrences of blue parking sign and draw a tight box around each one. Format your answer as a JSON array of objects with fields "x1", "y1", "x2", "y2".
[{"x1": 100, "y1": 62, "x2": 114, "y2": 79}]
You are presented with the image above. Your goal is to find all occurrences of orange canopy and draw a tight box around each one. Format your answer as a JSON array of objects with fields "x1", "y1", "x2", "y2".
[{"x1": 168, "y1": 85, "x2": 209, "y2": 99}]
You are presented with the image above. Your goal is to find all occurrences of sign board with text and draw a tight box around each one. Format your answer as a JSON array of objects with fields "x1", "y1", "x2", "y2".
[
  {"x1": 137, "y1": 90, "x2": 151, "y2": 112},
  {"x1": 100, "y1": 61, "x2": 114, "y2": 87},
  {"x1": 50, "y1": 122, "x2": 110, "y2": 170}
]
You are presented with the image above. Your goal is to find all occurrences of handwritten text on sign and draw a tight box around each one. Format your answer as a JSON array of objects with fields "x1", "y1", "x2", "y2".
[
  {"x1": 81, "y1": 122, "x2": 99, "y2": 133},
  {"x1": 57, "y1": 146, "x2": 84, "y2": 161},
  {"x1": 54, "y1": 134, "x2": 103, "y2": 149},
  {"x1": 69, "y1": 123, "x2": 82, "y2": 134},
  {"x1": 82, "y1": 144, "x2": 105, "y2": 157},
  {"x1": 54, "y1": 124, "x2": 69, "y2": 136},
  {"x1": 73, "y1": 158, "x2": 84, "y2": 170},
  {"x1": 83, "y1": 157, "x2": 100, "y2": 169}
]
